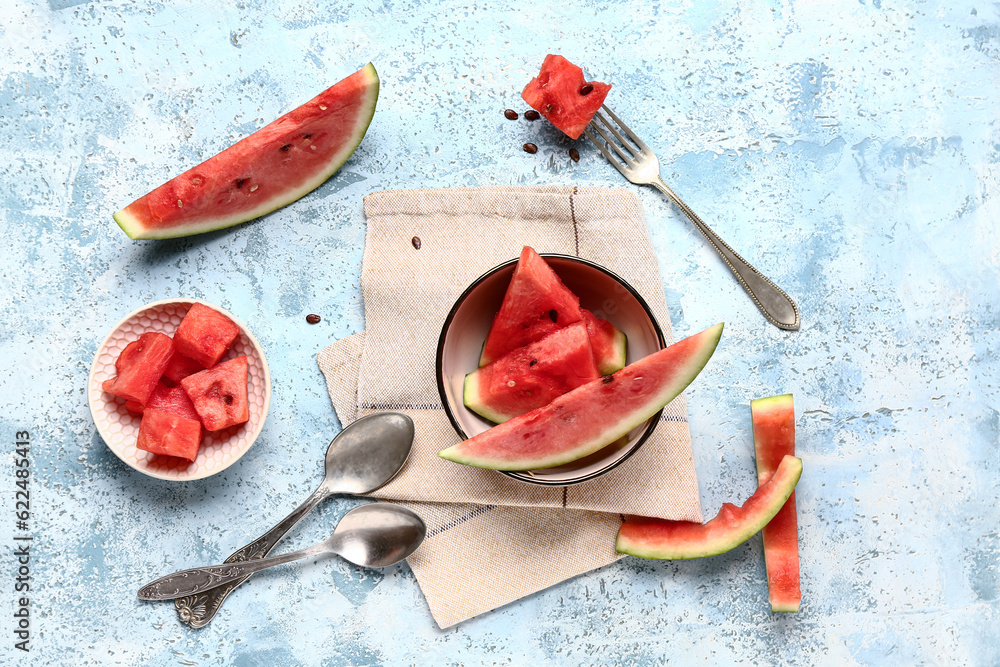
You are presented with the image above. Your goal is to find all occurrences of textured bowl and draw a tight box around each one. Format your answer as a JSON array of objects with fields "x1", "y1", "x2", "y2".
[
  {"x1": 88, "y1": 299, "x2": 271, "y2": 481},
  {"x1": 437, "y1": 254, "x2": 666, "y2": 486}
]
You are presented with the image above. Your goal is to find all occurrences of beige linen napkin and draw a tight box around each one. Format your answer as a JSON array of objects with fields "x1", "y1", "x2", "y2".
[{"x1": 318, "y1": 186, "x2": 702, "y2": 628}]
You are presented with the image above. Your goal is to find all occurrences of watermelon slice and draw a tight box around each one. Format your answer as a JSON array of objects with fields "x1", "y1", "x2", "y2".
[
  {"x1": 136, "y1": 409, "x2": 202, "y2": 462},
  {"x1": 479, "y1": 247, "x2": 583, "y2": 367},
  {"x1": 173, "y1": 303, "x2": 241, "y2": 368},
  {"x1": 103, "y1": 332, "x2": 175, "y2": 404},
  {"x1": 440, "y1": 322, "x2": 723, "y2": 470},
  {"x1": 581, "y1": 309, "x2": 627, "y2": 375},
  {"x1": 180, "y1": 355, "x2": 250, "y2": 431},
  {"x1": 752, "y1": 394, "x2": 801, "y2": 612},
  {"x1": 616, "y1": 455, "x2": 803, "y2": 560},
  {"x1": 521, "y1": 55, "x2": 612, "y2": 140},
  {"x1": 464, "y1": 322, "x2": 601, "y2": 424},
  {"x1": 113, "y1": 63, "x2": 380, "y2": 239}
]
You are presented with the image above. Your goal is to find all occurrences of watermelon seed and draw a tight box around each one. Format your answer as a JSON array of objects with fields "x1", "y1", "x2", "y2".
[
  {"x1": 524, "y1": 110, "x2": 541, "y2": 121},
  {"x1": 236, "y1": 179, "x2": 246, "y2": 189},
  {"x1": 507, "y1": 380, "x2": 516, "y2": 388},
  {"x1": 280, "y1": 144, "x2": 291, "y2": 151},
  {"x1": 224, "y1": 395, "x2": 233, "y2": 404},
  {"x1": 602, "y1": 375, "x2": 614, "y2": 383},
  {"x1": 176, "y1": 199, "x2": 183, "y2": 207},
  {"x1": 250, "y1": 184, "x2": 259, "y2": 192},
  {"x1": 569, "y1": 148, "x2": 580, "y2": 162},
  {"x1": 530, "y1": 359, "x2": 537, "y2": 366},
  {"x1": 303, "y1": 134, "x2": 311, "y2": 139},
  {"x1": 306, "y1": 314, "x2": 321, "y2": 324},
  {"x1": 319, "y1": 104, "x2": 328, "y2": 111},
  {"x1": 523, "y1": 143, "x2": 538, "y2": 154},
  {"x1": 310, "y1": 145, "x2": 317, "y2": 150},
  {"x1": 504, "y1": 109, "x2": 518, "y2": 120},
  {"x1": 579, "y1": 83, "x2": 594, "y2": 96},
  {"x1": 411, "y1": 236, "x2": 421, "y2": 249},
  {"x1": 545, "y1": 104, "x2": 554, "y2": 112},
  {"x1": 549, "y1": 309, "x2": 558, "y2": 323}
]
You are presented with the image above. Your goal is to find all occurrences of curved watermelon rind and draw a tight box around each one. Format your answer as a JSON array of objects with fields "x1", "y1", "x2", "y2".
[
  {"x1": 462, "y1": 370, "x2": 510, "y2": 425},
  {"x1": 114, "y1": 63, "x2": 380, "y2": 240},
  {"x1": 597, "y1": 327, "x2": 628, "y2": 375},
  {"x1": 439, "y1": 322, "x2": 724, "y2": 471},
  {"x1": 615, "y1": 455, "x2": 803, "y2": 560}
]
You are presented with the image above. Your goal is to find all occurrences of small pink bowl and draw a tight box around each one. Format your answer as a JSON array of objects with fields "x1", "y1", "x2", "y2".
[
  {"x1": 88, "y1": 299, "x2": 271, "y2": 481},
  {"x1": 436, "y1": 254, "x2": 666, "y2": 486}
]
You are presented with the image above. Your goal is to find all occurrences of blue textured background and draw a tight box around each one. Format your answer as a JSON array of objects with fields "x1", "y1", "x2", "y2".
[{"x1": 1, "y1": 0, "x2": 998, "y2": 664}]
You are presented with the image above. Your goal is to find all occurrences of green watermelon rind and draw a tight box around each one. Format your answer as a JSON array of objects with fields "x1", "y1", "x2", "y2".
[
  {"x1": 113, "y1": 63, "x2": 380, "y2": 240},
  {"x1": 439, "y1": 322, "x2": 724, "y2": 471},
  {"x1": 596, "y1": 326, "x2": 628, "y2": 375},
  {"x1": 462, "y1": 370, "x2": 510, "y2": 425},
  {"x1": 615, "y1": 455, "x2": 803, "y2": 560}
]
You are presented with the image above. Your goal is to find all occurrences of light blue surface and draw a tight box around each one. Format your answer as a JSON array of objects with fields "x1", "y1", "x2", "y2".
[{"x1": 1, "y1": 0, "x2": 998, "y2": 664}]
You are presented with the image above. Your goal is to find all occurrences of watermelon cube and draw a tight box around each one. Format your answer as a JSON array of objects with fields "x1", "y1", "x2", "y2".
[
  {"x1": 136, "y1": 409, "x2": 202, "y2": 461},
  {"x1": 162, "y1": 350, "x2": 204, "y2": 385},
  {"x1": 103, "y1": 332, "x2": 175, "y2": 404},
  {"x1": 180, "y1": 355, "x2": 250, "y2": 431},
  {"x1": 521, "y1": 55, "x2": 612, "y2": 140},
  {"x1": 173, "y1": 303, "x2": 241, "y2": 368}
]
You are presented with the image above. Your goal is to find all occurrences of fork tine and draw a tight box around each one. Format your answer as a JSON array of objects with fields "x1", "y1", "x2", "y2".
[
  {"x1": 588, "y1": 120, "x2": 637, "y2": 168},
  {"x1": 591, "y1": 111, "x2": 639, "y2": 162},
  {"x1": 600, "y1": 105, "x2": 650, "y2": 153},
  {"x1": 583, "y1": 128, "x2": 632, "y2": 173}
]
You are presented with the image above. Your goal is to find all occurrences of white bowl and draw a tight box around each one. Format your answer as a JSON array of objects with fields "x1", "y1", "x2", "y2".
[
  {"x1": 88, "y1": 299, "x2": 271, "y2": 481},
  {"x1": 436, "y1": 254, "x2": 666, "y2": 485}
]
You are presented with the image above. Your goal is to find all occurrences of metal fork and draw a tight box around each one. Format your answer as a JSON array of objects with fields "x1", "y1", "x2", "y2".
[{"x1": 584, "y1": 106, "x2": 800, "y2": 331}]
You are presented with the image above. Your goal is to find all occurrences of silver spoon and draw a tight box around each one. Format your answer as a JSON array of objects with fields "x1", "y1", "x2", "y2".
[
  {"x1": 173, "y1": 412, "x2": 414, "y2": 627},
  {"x1": 139, "y1": 503, "x2": 426, "y2": 601}
]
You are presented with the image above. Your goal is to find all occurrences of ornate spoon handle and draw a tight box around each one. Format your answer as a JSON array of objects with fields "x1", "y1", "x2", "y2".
[{"x1": 173, "y1": 483, "x2": 331, "y2": 628}]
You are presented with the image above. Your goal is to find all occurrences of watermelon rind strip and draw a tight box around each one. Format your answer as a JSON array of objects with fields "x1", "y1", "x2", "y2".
[
  {"x1": 113, "y1": 63, "x2": 380, "y2": 240},
  {"x1": 462, "y1": 370, "x2": 510, "y2": 425},
  {"x1": 615, "y1": 455, "x2": 802, "y2": 560},
  {"x1": 439, "y1": 322, "x2": 723, "y2": 470}
]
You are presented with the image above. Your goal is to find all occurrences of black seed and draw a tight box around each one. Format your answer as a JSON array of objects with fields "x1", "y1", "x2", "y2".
[
  {"x1": 224, "y1": 395, "x2": 233, "y2": 404},
  {"x1": 579, "y1": 83, "x2": 594, "y2": 95},
  {"x1": 412, "y1": 236, "x2": 421, "y2": 249},
  {"x1": 524, "y1": 110, "x2": 541, "y2": 121},
  {"x1": 306, "y1": 314, "x2": 321, "y2": 324},
  {"x1": 523, "y1": 143, "x2": 538, "y2": 154},
  {"x1": 236, "y1": 178, "x2": 246, "y2": 189},
  {"x1": 303, "y1": 134, "x2": 311, "y2": 139},
  {"x1": 569, "y1": 148, "x2": 580, "y2": 162},
  {"x1": 529, "y1": 359, "x2": 537, "y2": 367},
  {"x1": 549, "y1": 309, "x2": 558, "y2": 323},
  {"x1": 280, "y1": 144, "x2": 291, "y2": 151},
  {"x1": 602, "y1": 375, "x2": 614, "y2": 383},
  {"x1": 504, "y1": 109, "x2": 518, "y2": 120}
]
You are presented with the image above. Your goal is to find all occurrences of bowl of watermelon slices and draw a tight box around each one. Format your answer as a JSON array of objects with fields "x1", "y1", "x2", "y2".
[
  {"x1": 437, "y1": 248, "x2": 667, "y2": 485},
  {"x1": 88, "y1": 299, "x2": 271, "y2": 481}
]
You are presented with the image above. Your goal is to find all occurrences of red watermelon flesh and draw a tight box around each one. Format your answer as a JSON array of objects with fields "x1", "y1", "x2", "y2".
[
  {"x1": 147, "y1": 383, "x2": 202, "y2": 422},
  {"x1": 136, "y1": 409, "x2": 202, "y2": 462},
  {"x1": 752, "y1": 394, "x2": 801, "y2": 612},
  {"x1": 479, "y1": 247, "x2": 583, "y2": 367},
  {"x1": 616, "y1": 455, "x2": 802, "y2": 560},
  {"x1": 464, "y1": 322, "x2": 601, "y2": 424},
  {"x1": 181, "y1": 355, "x2": 250, "y2": 431},
  {"x1": 521, "y1": 55, "x2": 612, "y2": 140},
  {"x1": 113, "y1": 63, "x2": 380, "y2": 239},
  {"x1": 581, "y1": 309, "x2": 627, "y2": 375},
  {"x1": 441, "y1": 322, "x2": 723, "y2": 470},
  {"x1": 125, "y1": 400, "x2": 144, "y2": 416},
  {"x1": 162, "y1": 351, "x2": 204, "y2": 385},
  {"x1": 173, "y1": 303, "x2": 241, "y2": 368},
  {"x1": 103, "y1": 332, "x2": 175, "y2": 404}
]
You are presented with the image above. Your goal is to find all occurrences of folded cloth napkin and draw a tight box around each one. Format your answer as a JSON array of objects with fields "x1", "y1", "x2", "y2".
[{"x1": 318, "y1": 186, "x2": 702, "y2": 628}]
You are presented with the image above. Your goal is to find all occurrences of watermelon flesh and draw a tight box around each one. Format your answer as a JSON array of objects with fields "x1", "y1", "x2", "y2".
[
  {"x1": 752, "y1": 394, "x2": 801, "y2": 612},
  {"x1": 440, "y1": 322, "x2": 723, "y2": 470},
  {"x1": 616, "y1": 455, "x2": 803, "y2": 560},
  {"x1": 479, "y1": 247, "x2": 583, "y2": 366},
  {"x1": 162, "y1": 351, "x2": 204, "y2": 385},
  {"x1": 147, "y1": 383, "x2": 202, "y2": 422},
  {"x1": 137, "y1": 410, "x2": 202, "y2": 462},
  {"x1": 103, "y1": 332, "x2": 175, "y2": 404},
  {"x1": 173, "y1": 303, "x2": 241, "y2": 368},
  {"x1": 464, "y1": 322, "x2": 600, "y2": 424},
  {"x1": 581, "y1": 309, "x2": 627, "y2": 375},
  {"x1": 521, "y1": 55, "x2": 612, "y2": 140},
  {"x1": 114, "y1": 63, "x2": 379, "y2": 239},
  {"x1": 180, "y1": 355, "x2": 250, "y2": 431}
]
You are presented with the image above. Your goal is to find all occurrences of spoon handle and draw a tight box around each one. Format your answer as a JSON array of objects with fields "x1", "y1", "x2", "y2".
[
  {"x1": 173, "y1": 483, "x2": 332, "y2": 627},
  {"x1": 140, "y1": 544, "x2": 329, "y2": 601}
]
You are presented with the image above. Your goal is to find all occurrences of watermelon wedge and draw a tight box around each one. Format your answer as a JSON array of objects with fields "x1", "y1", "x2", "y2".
[
  {"x1": 752, "y1": 394, "x2": 801, "y2": 612},
  {"x1": 521, "y1": 55, "x2": 612, "y2": 140},
  {"x1": 464, "y1": 322, "x2": 600, "y2": 423},
  {"x1": 581, "y1": 309, "x2": 627, "y2": 375},
  {"x1": 114, "y1": 63, "x2": 380, "y2": 239},
  {"x1": 616, "y1": 455, "x2": 802, "y2": 560},
  {"x1": 440, "y1": 322, "x2": 723, "y2": 470},
  {"x1": 479, "y1": 247, "x2": 583, "y2": 366}
]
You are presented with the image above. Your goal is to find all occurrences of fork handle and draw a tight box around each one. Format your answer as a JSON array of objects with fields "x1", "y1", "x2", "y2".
[{"x1": 652, "y1": 177, "x2": 800, "y2": 331}]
